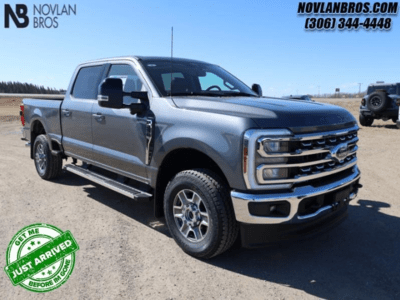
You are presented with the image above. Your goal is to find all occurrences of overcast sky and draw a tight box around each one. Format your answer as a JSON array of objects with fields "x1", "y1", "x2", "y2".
[{"x1": 0, "y1": 0, "x2": 398, "y2": 96}]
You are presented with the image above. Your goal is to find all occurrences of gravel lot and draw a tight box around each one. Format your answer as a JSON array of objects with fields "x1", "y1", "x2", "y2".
[{"x1": 0, "y1": 98, "x2": 399, "y2": 299}]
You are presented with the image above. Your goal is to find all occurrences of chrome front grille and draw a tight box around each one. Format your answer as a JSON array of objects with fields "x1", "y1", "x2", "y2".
[{"x1": 256, "y1": 126, "x2": 359, "y2": 186}]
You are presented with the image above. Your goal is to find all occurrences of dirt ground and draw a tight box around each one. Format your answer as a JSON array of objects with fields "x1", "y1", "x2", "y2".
[
  {"x1": 0, "y1": 98, "x2": 399, "y2": 299},
  {"x1": 0, "y1": 97, "x2": 23, "y2": 122},
  {"x1": 0, "y1": 97, "x2": 23, "y2": 110}
]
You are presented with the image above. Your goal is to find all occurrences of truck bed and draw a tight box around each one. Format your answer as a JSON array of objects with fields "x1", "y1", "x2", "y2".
[
  {"x1": 22, "y1": 98, "x2": 64, "y2": 145},
  {"x1": 0, "y1": 93, "x2": 64, "y2": 100}
]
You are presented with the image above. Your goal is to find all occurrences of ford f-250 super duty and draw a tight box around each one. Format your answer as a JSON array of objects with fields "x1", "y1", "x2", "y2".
[{"x1": 20, "y1": 56, "x2": 362, "y2": 258}]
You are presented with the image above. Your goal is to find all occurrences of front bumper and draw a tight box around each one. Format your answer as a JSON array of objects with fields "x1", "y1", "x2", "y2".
[
  {"x1": 360, "y1": 107, "x2": 398, "y2": 117},
  {"x1": 231, "y1": 166, "x2": 361, "y2": 225},
  {"x1": 239, "y1": 203, "x2": 349, "y2": 248}
]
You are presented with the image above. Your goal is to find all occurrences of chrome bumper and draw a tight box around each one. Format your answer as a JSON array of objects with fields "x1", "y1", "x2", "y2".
[
  {"x1": 231, "y1": 166, "x2": 361, "y2": 224},
  {"x1": 21, "y1": 127, "x2": 29, "y2": 141}
]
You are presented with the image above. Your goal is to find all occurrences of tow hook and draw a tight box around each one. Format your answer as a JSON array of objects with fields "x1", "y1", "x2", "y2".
[
  {"x1": 331, "y1": 201, "x2": 340, "y2": 211},
  {"x1": 351, "y1": 183, "x2": 363, "y2": 199}
]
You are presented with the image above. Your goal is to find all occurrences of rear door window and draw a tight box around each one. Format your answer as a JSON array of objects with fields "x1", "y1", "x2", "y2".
[
  {"x1": 368, "y1": 85, "x2": 397, "y2": 95},
  {"x1": 387, "y1": 86, "x2": 396, "y2": 94},
  {"x1": 72, "y1": 65, "x2": 104, "y2": 99}
]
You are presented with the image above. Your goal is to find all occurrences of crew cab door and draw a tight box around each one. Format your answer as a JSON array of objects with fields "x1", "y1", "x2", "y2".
[
  {"x1": 61, "y1": 64, "x2": 106, "y2": 160},
  {"x1": 91, "y1": 63, "x2": 149, "y2": 182}
]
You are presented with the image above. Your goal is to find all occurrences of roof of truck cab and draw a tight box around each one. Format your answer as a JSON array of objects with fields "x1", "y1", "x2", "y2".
[
  {"x1": 82, "y1": 56, "x2": 212, "y2": 65},
  {"x1": 137, "y1": 56, "x2": 211, "y2": 64},
  {"x1": 368, "y1": 82, "x2": 399, "y2": 87}
]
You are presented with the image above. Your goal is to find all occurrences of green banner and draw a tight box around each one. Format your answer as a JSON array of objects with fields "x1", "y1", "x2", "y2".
[{"x1": 4, "y1": 231, "x2": 79, "y2": 286}]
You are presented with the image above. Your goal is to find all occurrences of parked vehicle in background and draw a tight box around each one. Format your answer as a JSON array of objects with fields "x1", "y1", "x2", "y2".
[
  {"x1": 282, "y1": 95, "x2": 313, "y2": 101},
  {"x1": 359, "y1": 82, "x2": 400, "y2": 127},
  {"x1": 20, "y1": 56, "x2": 361, "y2": 258}
]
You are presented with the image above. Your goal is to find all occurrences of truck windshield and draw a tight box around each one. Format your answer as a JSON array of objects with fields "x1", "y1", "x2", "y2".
[{"x1": 141, "y1": 59, "x2": 257, "y2": 97}]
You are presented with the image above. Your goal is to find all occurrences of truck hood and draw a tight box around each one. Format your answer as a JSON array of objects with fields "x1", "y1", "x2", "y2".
[{"x1": 172, "y1": 96, "x2": 356, "y2": 132}]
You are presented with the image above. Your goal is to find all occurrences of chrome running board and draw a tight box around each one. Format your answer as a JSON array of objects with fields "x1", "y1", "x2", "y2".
[{"x1": 63, "y1": 164, "x2": 152, "y2": 199}]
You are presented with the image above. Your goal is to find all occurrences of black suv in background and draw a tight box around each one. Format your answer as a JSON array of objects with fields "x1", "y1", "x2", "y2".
[{"x1": 359, "y1": 83, "x2": 400, "y2": 127}]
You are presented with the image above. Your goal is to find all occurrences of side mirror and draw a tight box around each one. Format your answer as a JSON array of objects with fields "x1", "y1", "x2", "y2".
[
  {"x1": 251, "y1": 83, "x2": 262, "y2": 97},
  {"x1": 252, "y1": 84, "x2": 262, "y2": 97},
  {"x1": 98, "y1": 77, "x2": 149, "y2": 114},
  {"x1": 98, "y1": 78, "x2": 124, "y2": 109}
]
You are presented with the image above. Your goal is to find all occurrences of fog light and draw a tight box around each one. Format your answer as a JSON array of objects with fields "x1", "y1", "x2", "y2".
[
  {"x1": 248, "y1": 201, "x2": 291, "y2": 217},
  {"x1": 263, "y1": 141, "x2": 289, "y2": 153},
  {"x1": 263, "y1": 168, "x2": 288, "y2": 179}
]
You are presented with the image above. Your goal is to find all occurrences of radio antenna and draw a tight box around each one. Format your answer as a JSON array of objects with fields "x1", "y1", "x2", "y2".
[{"x1": 170, "y1": 26, "x2": 173, "y2": 97}]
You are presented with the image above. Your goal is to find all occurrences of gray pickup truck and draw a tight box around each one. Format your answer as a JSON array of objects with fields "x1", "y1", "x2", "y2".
[{"x1": 21, "y1": 56, "x2": 362, "y2": 258}]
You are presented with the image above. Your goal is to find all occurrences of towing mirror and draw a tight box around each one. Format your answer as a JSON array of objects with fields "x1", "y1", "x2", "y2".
[
  {"x1": 98, "y1": 78, "x2": 124, "y2": 109},
  {"x1": 252, "y1": 84, "x2": 262, "y2": 97},
  {"x1": 98, "y1": 77, "x2": 149, "y2": 114}
]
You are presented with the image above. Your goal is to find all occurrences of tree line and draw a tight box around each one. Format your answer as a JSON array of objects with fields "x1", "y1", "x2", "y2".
[
  {"x1": 311, "y1": 91, "x2": 367, "y2": 98},
  {"x1": 0, "y1": 81, "x2": 64, "y2": 94}
]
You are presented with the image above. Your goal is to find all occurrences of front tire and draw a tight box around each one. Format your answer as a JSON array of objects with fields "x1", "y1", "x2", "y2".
[
  {"x1": 164, "y1": 169, "x2": 238, "y2": 259},
  {"x1": 359, "y1": 113, "x2": 373, "y2": 127},
  {"x1": 33, "y1": 134, "x2": 62, "y2": 180}
]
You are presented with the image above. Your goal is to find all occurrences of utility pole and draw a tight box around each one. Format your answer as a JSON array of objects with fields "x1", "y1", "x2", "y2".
[
  {"x1": 317, "y1": 86, "x2": 320, "y2": 97},
  {"x1": 358, "y1": 83, "x2": 362, "y2": 95}
]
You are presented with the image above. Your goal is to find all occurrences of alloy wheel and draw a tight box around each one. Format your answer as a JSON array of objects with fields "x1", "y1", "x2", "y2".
[{"x1": 173, "y1": 189, "x2": 210, "y2": 242}]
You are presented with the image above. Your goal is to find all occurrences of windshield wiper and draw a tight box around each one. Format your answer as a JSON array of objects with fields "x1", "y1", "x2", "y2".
[
  {"x1": 167, "y1": 91, "x2": 258, "y2": 97},
  {"x1": 168, "y1": 92, "x2": 222, "y2": 97},
  {"x1": 220, "y1": 92, "x2": 258, "y2": 97}
]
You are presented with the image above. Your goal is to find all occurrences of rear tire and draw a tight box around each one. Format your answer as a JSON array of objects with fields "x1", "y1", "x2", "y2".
[
  {"x1": 366, "y1": 90, "x2": 389, "y2": 113},
  {"x1": 164, "y1": 169, "x2": 238, "y2": 259},
  {"x1": 359, "y1": 114, "x2": 373, "y2": 127},
  {"x1": 392, "y1": 117, "x2": 398, "y2": 123},
  {"x1": 33, "y1": 134, "x2": 63, "y2": 180}
]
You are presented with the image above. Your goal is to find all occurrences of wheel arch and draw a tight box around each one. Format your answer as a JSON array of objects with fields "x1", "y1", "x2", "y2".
[
  {"x1": 153, "y1": 148, "x2": 231, "y2": 218},
  {"x1": 30, "y1": 119, "x2": 47, "y2": 159},
  {"x1": 29, "y1": 118, "x2": 62, "y2": 158}
]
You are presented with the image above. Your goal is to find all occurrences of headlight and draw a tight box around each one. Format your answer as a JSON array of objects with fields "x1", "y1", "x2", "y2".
[
  {"x1": 262, "y1": 140, "x2": 289, "y2": 153},
  {"x1": 262, "y1": 167, "x2": 288, "y2": 179},
  {"x1": 256, "y1": 134, "x2": 291, "y2": 184},
  {"x1": 243, "y1": 129, "x2": 293, "y2": 190},
  {"x1": 257, "y1": 136, "x2": 290, "y2": 157},
  {"x1": 256, "y1": 165, "x2": 290, "y2": 184}
]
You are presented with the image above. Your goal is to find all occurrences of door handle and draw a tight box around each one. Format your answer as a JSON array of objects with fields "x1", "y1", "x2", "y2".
[
  {"x1": 92, "y1": 113, "x2": 105, "y2": 121},
  {"x1": 62, "y1": 109, "x2": 71, "y2": 117}
]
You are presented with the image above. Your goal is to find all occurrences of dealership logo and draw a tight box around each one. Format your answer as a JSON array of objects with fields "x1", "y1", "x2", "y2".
[
  {"x1": 4, "y1": 4, "x2": 76, "y2": 29},
  {"x1": 4, "y1": 4, "x2": 28, "y2": 28}
]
